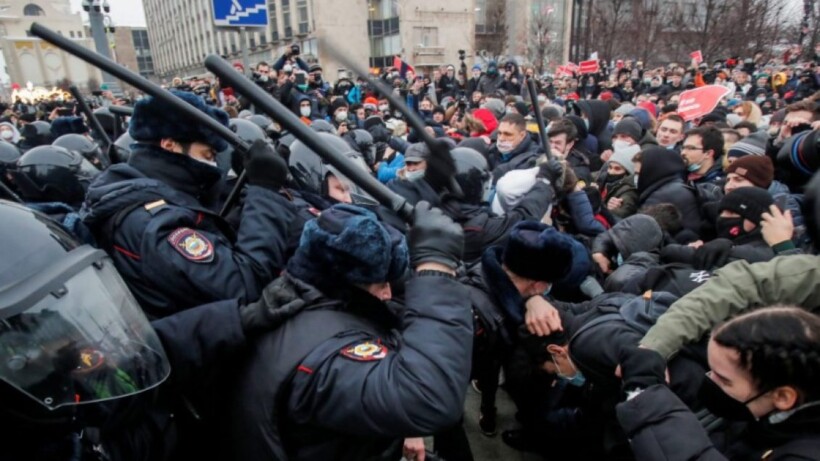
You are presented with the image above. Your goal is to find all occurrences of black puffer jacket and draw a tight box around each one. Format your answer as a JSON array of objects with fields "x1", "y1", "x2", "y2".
[
  {"x1": 617, "y1": 385, "x2": 820, "y2": 461},
  {"x1": 637, "y1": 147, "x2": 701, "y2": 233}
]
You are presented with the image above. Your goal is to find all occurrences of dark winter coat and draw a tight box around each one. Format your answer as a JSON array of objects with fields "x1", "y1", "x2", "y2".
[
  {"x1": 222, "y1": 272, "x2": 472, "y2": 461},
  {"x1": 487, "y1": 134, "x2": 543, "y2": 184},
  {"x1": 81, "y1": 144, "x2": 297, "y2": 318},
  {"x1": 617, "y1": 384, "x2": 820, "y2": 461},
  {"x1": 637, "y1": 149, "x2": 701, "y2": 233}
]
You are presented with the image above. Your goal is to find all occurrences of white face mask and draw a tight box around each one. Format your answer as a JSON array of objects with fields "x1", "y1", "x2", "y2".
[
  {"x1": 0, "y1": 130, "x2": 12, "y2": 140},
  {"x1": 283, "y1": 64, "x2": 293, "y2": 73},
  {"x1": 496, "y1": 140, "x2": 515, "y2": 154},
  {"x1": 379, "y1": 104, "x2": 389, "y2": 112},
  {"x1": 335, "y1": 111, "x2": 348, "y2": 122},
  {"x1": 192, "y1": 156, "x2": 218, "y2": 168},
  {"x1": 405, "y1": 169, "x2": 425, "y2": 181},
  {"x1": 612, "y1": 139, "x2": 633, "y2": 150},
  {"x1": 300, "y1": 106, "x2": 311, "y2": 117}
]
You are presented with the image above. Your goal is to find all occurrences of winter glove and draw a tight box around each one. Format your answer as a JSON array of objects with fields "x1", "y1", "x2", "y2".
[
  {"x1": 692, "y1": 238, "x2": 733, "y2": 270},
  {"x1": 409, "y1": 200, "x2": 464, "y2": 269},
  {"x1": 537, "y1": 158, "x2": 564, "y2": 186},
  {"x1": 243, "y1": 138, "x2": 290, "y2": 191},
  {"x1": 238, "y1": 277, "x2": 309, "y2": 335},
  {"x1": 619, "y1": 346, "x2": 667, "y2": 393}
]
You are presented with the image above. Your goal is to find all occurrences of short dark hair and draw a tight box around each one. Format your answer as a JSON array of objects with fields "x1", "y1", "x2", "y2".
[
  {"x1": 734, "y1": 121, "x2": 758, "y2": 132},
  {"x1": 685, "y1": 126, "x2": 724, "y2": 160},
  {"x1": 500, "y1": 113, "x2": 526, "y2": 132},
  {"x1": 547, "y1": 119, "x2": 578, "y2": 141},
  {"x1": 256, "y1": 61, "x2": 270, "y2": 70},
  {"x1": 638, "y1": 204, "x2": 682, "y2": 235}
]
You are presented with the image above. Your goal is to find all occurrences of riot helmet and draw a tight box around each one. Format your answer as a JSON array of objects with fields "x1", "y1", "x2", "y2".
[
  {"x1": 0, "y1": 201, "x2": 170, "y2": 427},
  {"x1": 229, "y1": 118, "x2": 267, "y2": 145},
  {"x1": 52, "y1": 134, "x2": 104, "y2": 169},
  {"x1": 19, "y1": 121, "x2": 53, "y2": 150},
  {"x1": 289, "y1": 132, "x2": 374, "y2": 204},
  {"x1": 112, "y1": 132, "x2": 134, "y2": 164},
  {"x1": 92, "y1": 106, "x2": 118, "y2": 140},
  {"x1": 345, "y1": 129, "x2": 376, "y2": 168},
  {"x1": 310, "y1": 119, "x2": 337, "y2": 135},
  {"x1": 9, "y1": 145, "x2": 100, "y2": 206},
  {"x1": 451, "y1": 147, "x2": 491, "y2": 204}
]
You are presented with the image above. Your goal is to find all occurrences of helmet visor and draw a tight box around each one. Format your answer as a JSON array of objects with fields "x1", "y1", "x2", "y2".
[{"x1": 0, "y1": 248, "x2": 170, "y2": 410}]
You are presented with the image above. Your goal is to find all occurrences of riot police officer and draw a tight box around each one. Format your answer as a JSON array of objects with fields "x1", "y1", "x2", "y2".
[
  {"x1": 222, "y1": 202, "x2": 472, "y2": 460},
  {"x1": 80, "y1": 90, "x2": 297, "y2": 318}
]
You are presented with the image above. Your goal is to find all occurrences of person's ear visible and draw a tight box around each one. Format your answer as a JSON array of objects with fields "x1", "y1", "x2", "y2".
[{"x1": 771, "y1": 386, "x2": 799, "y2": 412}]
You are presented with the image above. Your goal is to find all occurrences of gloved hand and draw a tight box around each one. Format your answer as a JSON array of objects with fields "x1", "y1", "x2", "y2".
[
  {"x1": 537, "y1": 158, "x2": 564, "y2": 185},
  {"x1": 409, "y1": 201, "x2": 464, "y2": 269},
  {"x1": 243, "y1": 138, "x2": 290, "y2": 191},
  {"x1": 619, "y1": 346, "x2": 667, "y2": 393},
  {"x1": 423, "y1": 139, "x2": 459, "y2": 196},
  {"x1": 238, "y1": 277, "x2": 307, "y2": 335},
  {"x1": 693, "y1": 238, "x2": 733, "y2": 270}
]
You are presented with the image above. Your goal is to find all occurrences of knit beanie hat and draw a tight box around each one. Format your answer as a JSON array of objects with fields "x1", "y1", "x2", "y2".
[
  {"x1": 129, "y1": 90, "x2": 230, "y2": 151},
  {"x1": 727, "y1": 131, "x2": 767, "y2": 158},
  {"x1": 609, "y1": 144, "x2": 641, "y2": 175},
  {"x1": 613, "y1": 104, "x2": 635, "y2": 118},
  {"x1": 330, "y1": 98, "x2": 349, "y2": 114},
  {"x1": 725, "y1": 155, "x2": 774, "y2": 189},
  {"x1": 287, "y1": 204, "x2": 409, "y2": 288},
  {"x1": 613, "y1": 118, "x2": 642, "y2": 143},
  {"x1": 718, "y1": 187, "x2": 774, "y2": 226},
  {"x1": 502, "y1": 221, "x2": 574, "y2": 282}
]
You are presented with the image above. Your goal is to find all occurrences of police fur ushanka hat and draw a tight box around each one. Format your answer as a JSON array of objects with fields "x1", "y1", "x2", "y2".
[
  {"x1": 129, "y1": 90, "x2": 230, "y2": 152},
  {"x1": 287, "y1": 204, "x2": 409, "y2": 289}
]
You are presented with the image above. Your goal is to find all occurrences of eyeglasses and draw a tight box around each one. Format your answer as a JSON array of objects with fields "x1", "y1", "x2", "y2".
[{"x1": 681, "y1": 145, "x2": 704, "y2": 152}]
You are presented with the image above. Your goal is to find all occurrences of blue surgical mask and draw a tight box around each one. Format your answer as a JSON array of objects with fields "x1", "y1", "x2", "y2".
[
  {"x1": 686, "y1": 163, "x2": 701, "y2": 173},
  {"x1": 552, "y1": 356, "x2": 587, "y2": 387}
]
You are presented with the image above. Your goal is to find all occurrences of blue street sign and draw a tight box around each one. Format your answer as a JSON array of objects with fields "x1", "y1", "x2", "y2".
[{"x1": 212, "y1": 0, "x2": 269, "y2": 27}]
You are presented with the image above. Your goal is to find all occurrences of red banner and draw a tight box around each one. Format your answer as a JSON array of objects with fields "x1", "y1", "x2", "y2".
[
  {"x1": 677, "y1": 85, "x2": 732, "y2": 121},
  {"x1": 690, "y1": 50, "x2": 703, "y2": 65},
  {"x1": 579, "y1": 60, "x2": 600, "y2": 74},
  {"x1": 565, "y1": 62, "x2": 579, "y2": 73}
]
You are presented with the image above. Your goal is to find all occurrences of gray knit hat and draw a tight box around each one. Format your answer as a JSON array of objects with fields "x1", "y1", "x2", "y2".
[{"x1": 727, "y1": 131, "x2": 767, "y2": 158}]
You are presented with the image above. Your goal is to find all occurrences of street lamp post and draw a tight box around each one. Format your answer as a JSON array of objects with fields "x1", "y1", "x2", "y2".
[{"x1": 82, "y1": 0, "x2": 120, "y2": 93}]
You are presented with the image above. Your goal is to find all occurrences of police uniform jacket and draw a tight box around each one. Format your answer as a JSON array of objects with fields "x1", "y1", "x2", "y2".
[
  {"x1": 81, "y1": 144, "x2": 297, "y2": 318},
  {"x1": 223, "y1": 272, "x2": 472, "y2": 461}
]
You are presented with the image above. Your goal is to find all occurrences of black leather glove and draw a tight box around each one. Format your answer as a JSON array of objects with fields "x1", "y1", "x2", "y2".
[
  {"x1": 693, "y1": 238, "x2": 733, "y2": 270},
  {"x1": 238, "y1": 277, "x2": 309, "y2": 335},
  {"x1": 409, "y1": 201, "x2": 464, "y2": 269},
  {"x1": 537, "y1": 158, "x2": 564, "y2": 185},
  {"x1": 243, "y1": 138, "x2": 290, "y2": 191},
  {"x1": 619, "y1": 346, "x2": 667, "y2": 393}
]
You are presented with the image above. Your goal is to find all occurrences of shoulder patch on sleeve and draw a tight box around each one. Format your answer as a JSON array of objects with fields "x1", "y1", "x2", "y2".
[
  {"x1": 340, "y1": 341, "x2": 388, "y2": 362},
  {"x1": 167, "y1": 227, "x2": 214, "y2": 263}
]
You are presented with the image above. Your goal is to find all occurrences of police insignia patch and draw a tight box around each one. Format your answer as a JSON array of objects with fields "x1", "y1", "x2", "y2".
[
  {"x1": 340, "y1": 341, "x2": 388, "y2": 362},
  {"x1": 167, "y1": 228, "x2": 214, "y2": 263}
]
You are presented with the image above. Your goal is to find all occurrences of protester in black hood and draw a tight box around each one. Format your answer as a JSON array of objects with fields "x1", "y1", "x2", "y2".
[
  {"x1": 570, "y1": 99, "x2": 613, "y2": 160},
  {"x1": 591, "y1": 214, "x2": 665, "y2": 294},
  {"x1": 660, "y1": 187, "x2": 776, "y2": 269},
  {"x1": 635, "y1": 146, "x2": 701, "y2": 234}
]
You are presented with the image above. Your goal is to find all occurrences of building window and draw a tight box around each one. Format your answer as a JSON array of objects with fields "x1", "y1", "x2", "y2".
[
  {"x1": 77, "y1": 30, "x2": 82, "y2": 38},
  {"x1": 69, "y1": 31, "x2": 75, "y2": 38},
  {"x1": 23, "y1": 3, "x2": 45, "y2": 16},
  {"x1": 268, "y1": 0, "x2": 278, "y2": 40},
  {"x1": 297, "y1": 0, "x2": 308, "y2": 30}
]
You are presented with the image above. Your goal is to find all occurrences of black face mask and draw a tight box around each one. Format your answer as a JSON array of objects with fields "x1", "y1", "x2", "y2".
[
  {"x1": 698, "y1": 376, "x2": 768, "y2": 422},
  {"x1": 716, "y1": 217, "x2": 745, "y2": 240},
  {"x1": 606, "y1": 172, "x2": 626, "y2": 184}
]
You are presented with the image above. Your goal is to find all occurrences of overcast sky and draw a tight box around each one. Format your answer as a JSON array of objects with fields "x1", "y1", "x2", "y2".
[{"x1": 69, "y1": 0, "x2": 147, "y2": 27}]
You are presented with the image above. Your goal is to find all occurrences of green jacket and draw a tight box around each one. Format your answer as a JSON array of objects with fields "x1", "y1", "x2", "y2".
[{"x1": 640, "y1": 254, "x2": 820, "y2": 359}]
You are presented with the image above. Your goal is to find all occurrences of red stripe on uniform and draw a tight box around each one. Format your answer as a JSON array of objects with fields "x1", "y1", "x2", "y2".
[
  {"x1": 196, "y1": 212, "x2": 204, "y2": 225},
  {"x1": 297, "y1": 365, "x2": 313, "y2": 374},
  {"x1": 114, "y1": 245, "x2": 141, "y2": 260}
]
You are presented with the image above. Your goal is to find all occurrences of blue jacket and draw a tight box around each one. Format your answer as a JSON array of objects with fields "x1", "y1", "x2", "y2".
[
  {"x1": 377, "y1": 153, "x2": 405, "y2": 183},
  {"x1": 81, "y1": 144, "x2": 297, "y2": 318},
  {"x1": 566, "y1": 190, "x2": 607, "y2": 237}
]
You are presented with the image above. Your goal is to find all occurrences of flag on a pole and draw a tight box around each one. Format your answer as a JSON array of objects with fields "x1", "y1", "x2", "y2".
[{"x1": 690, "y1": 50, "x2": 703, "y2": 65}]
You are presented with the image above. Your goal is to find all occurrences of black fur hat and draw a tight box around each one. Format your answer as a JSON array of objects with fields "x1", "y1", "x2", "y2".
[{"x1": 129, "y1": 90, "x2": 230, "y2": 151}]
